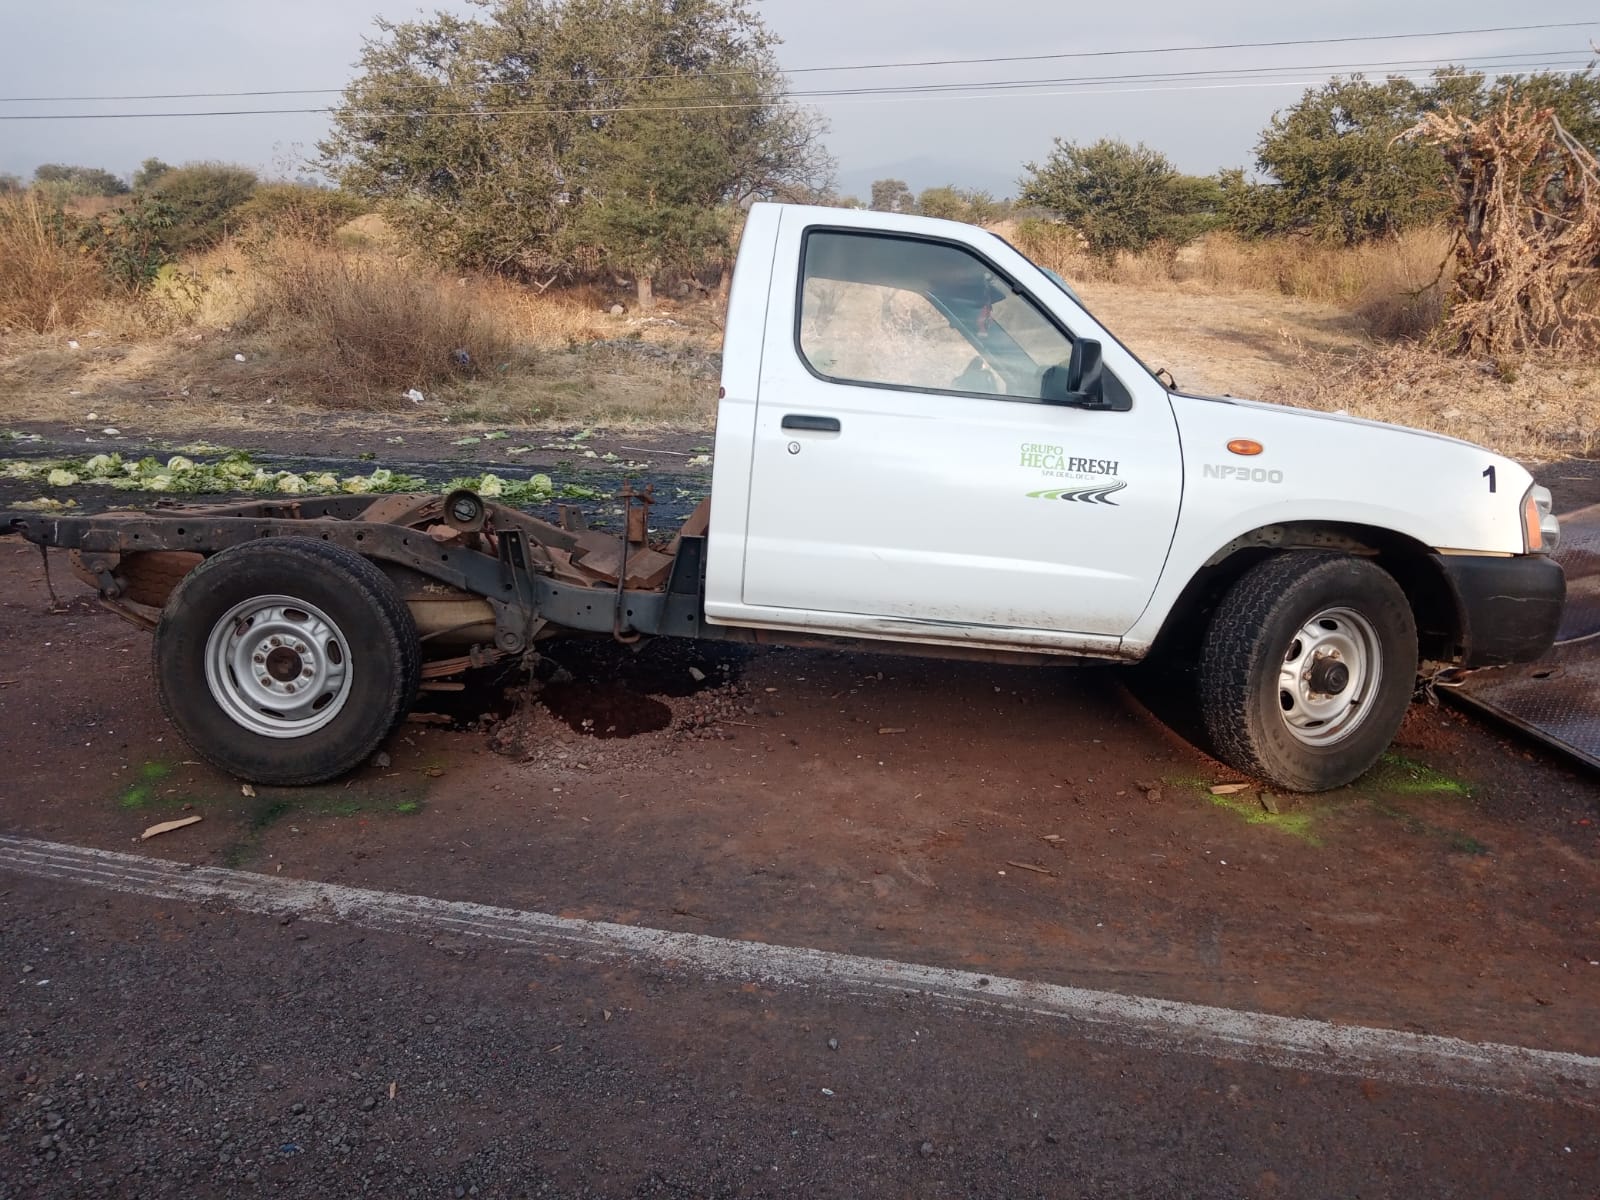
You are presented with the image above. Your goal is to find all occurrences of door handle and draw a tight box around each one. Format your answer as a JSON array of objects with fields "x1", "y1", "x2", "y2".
[{"x1": 781, "y1": 414, "x2": 841, "y2": 432}]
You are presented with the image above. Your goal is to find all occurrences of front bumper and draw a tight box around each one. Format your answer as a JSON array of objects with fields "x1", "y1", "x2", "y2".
[{"x1": 1434, "y1": 552, "x2": 1565, "y2": 668}]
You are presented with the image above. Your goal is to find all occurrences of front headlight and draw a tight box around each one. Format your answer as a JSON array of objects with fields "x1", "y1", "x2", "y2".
[{"x1": 1522, "y1": 484, "x2": 1560, "y2": 554}]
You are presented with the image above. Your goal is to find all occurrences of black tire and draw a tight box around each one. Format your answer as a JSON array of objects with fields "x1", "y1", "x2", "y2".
[
  {"x1": 1199, "y1": 552, "x2": 1417, "y2": 793},
  {"x1": 152, "y1": 538, "x2": 421, "y2": 785}
]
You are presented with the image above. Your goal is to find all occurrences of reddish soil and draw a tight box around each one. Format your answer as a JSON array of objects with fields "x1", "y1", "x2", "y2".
[{"x1": 2, "y1": 539, "x2": 1598, "y2": 1061}]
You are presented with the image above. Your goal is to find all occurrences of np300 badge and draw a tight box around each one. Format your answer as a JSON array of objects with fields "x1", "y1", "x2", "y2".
[{"x1": 1204, "y1": 464, "x2": 1284, "y2": 484}]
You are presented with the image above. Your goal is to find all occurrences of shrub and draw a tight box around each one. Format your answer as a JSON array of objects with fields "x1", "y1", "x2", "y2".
[
  {"x1": 0, "y1": 192, "x2": 107, "y2": 331},
  {"x1": 1020, "y1": 139, "x2": 1219, "y2": 260},
  {"x1": 33, "y1": 163, "x2": 128, "y2": 199},
  {"x1": 241, "y1": 233, "x2": 515, "y2": 401},
  {"x1": 233, "y1": 184, "x2": 369, "y2": 241},
  {"x1": 149, "y1": 163, "x2": 258, "y2": 254}
]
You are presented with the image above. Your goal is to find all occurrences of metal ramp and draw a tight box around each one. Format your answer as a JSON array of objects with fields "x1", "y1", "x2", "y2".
[{"x1": 1441, "y1": 503, "x2": 1600, "y2": 770}]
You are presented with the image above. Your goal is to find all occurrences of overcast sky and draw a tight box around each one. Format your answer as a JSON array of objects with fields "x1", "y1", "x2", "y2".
[{"x1": 2, "y1": 1, "x2": 1596, "y2": 195}]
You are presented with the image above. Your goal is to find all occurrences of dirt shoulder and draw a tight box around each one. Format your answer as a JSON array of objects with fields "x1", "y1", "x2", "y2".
[{"x1": 2, "y1": 543, "x2": 1596, "y2": 1061}]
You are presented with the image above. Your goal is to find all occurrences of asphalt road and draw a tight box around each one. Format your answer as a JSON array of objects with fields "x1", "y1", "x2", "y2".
[{"x1": 3, "y1": 855, "x2": 1597, "y2": 1200}]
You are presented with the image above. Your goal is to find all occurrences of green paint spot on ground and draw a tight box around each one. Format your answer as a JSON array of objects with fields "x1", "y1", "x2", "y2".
[
  {"x1": 217, "y1": 786, "x2": 426, "y2": 867},
  {"x1": 1367, "y1": 753, "x2": 1471, "y2": 797},
  {"x1": 118, "y1": 762, "x2": 175, "y2": 809},
  {"x1": 118, "y1": 786, "x2": 153, "y2": 810},
  {"x1": 1170, "y1": 776, "x2": 1324, "y2": 845},
  {"x1": 1204, "y1": 791, "x2": 1323, "y2": 845},
  {"x1": 1368, "y1": 799, "x2": 1491, "y2": 855}
]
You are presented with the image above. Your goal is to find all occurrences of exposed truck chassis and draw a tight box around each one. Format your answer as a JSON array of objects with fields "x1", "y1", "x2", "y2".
[{"x1": 4, "y1": 490, "x2": 726, "y2": 666}]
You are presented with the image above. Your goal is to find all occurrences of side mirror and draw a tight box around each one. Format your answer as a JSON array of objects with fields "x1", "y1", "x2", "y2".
[
  {"x1": 1067, "y1": 338, "x2": 1104, "y2": 406},
  {"x1": 1042, "y1": 339, "x2": 1106, "y2": 407}
]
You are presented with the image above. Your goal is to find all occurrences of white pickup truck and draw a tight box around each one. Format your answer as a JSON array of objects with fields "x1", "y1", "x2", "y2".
[{"x1": 4, "y1": 203, "x2": 1565, "y2": 793}]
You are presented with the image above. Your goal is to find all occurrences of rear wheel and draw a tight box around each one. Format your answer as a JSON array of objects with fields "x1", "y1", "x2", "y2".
[
  {"x1": 1199, "y1": 552, "x2": 1417, "y2": 792},
  {"x1": 153, "y1": 538, "x2": 420, "y2": 785}
]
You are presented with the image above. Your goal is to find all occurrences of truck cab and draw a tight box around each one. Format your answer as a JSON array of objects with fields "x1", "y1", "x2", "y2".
[{"x1": 706, "y1": 203, "x2": 1558, "y2": 663}]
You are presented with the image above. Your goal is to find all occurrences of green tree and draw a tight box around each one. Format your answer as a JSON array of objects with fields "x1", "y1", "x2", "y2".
[
  {"x1": 132, "y1": 157, "x2": 173, "y2": 191},
  {"x1": 147, "y1": 163, "x2": 258, "y2": 254},
  {"x1": 319, "y1": 0, "x2": 829, "y2": 280},
  {"x1": 912, "y1": 185, "x2": 1008, "y2": 224},
  {"x1": 869, "y1": 178, "x2": 913, "y2": 213},
  {"x1": 32, "y1": 163, "x2": 128, "y2": 200},
  {"x1": 914, "y1": 185, "x2": 966, "y2": 220},
  {"x1": 562, "y1": 77, "x2": 736, "y2": 307},
  {"x1": 958, "y1": 189, "x2": 1008, "y2": 225},
  {"x1": 1492, "y1": 68, "x2": 1600, "y2": 150},
  {"x1": 1019, "y1": 139, "x2": 1209, "y2": 259},
  {"x1": 1241, "y1": 72, "x2": 1489, "y2": 243}
]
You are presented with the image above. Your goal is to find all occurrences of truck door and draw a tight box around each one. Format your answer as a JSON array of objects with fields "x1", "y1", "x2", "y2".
[{"x1": 740, "y1": 220, "x2": 1183, "y2": 640}]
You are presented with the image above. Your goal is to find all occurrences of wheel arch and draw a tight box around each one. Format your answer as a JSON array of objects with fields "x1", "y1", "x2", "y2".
[{"x1": 1150, "y1": 521, "x2": 1459, "y2": 664}]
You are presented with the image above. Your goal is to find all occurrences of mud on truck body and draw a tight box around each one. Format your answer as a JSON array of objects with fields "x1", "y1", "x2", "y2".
[{"x1": 3, "y1": 202, "x2": 1567, "y2": 792}]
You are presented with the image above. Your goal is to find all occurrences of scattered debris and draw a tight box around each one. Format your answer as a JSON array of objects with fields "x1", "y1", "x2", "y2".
[
  {"x1": 877, "y1": 727, "x2": 906, "y2": 735},
  {"x1": 1005, "y1": 860, "x2": 1055, "y2": 876},
  {"x1": 140, "y1": 815, "x2": 203, "y2": 840},
  {"x1": 241, "y1": 783, "x2": 256, "y2": 797},
  {"x1": 1210, "y1": 783, "x2": 1251, "y2": 796},
  {"x1": 1259, "y1": 793, "x2": 1281, "y2": 814},
  {"x1": 405, "y1": 389, "x2": 425, "y2": 404}
]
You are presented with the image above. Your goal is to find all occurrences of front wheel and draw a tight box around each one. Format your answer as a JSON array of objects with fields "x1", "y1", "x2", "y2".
[
  {"x1": 1199, "y1": 552, "x2": 1417, "y2": 792},
  {"x1": 153, "y1": 538, "x2": 421, "y2": 785}
]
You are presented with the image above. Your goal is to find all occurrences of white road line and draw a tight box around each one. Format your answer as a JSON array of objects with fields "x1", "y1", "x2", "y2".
[{"x1": 3, "y1": 833, "x2": 1597, "y2": 1106}]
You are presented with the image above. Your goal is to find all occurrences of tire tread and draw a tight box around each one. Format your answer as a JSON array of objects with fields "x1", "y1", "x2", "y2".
[{"x1": 1199, "y1": 552, "x2": 1416, "y2": 792}]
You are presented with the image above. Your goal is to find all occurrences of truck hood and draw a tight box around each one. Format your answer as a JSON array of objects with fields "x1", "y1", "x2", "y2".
[
  {"x1": 1172, "y1": 391, "x2": 1486, "y2": 451},
  {"x1": 1168, "y1": 389, "x2": 1534, "y2": 557}
]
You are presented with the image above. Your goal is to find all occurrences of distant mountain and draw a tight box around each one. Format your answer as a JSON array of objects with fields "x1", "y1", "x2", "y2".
[{"x1": 833, "y1": 156, "x2": 1021, "y2": 203}]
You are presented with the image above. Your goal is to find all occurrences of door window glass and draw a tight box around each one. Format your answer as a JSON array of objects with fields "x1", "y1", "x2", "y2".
[{"x1": 797, "y1": 230, "x2": 1075, "y2": 400}]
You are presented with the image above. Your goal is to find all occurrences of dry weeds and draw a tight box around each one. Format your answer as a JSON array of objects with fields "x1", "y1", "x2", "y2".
[
  {"x1": 1007, "y1": 220, "x2": 1453, "y2": 340},
  {"x1": 0, "y1": 193, "x2": 109, "y2": 333},
  {"x1": 1412, "y1": 101, "x2": 1600, "y2": 355},
  {"x1": 236, "y1": 234, "x2": 516, "y2": 403}
]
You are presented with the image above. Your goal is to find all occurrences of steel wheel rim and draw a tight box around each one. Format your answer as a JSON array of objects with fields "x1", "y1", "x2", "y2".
[
  {"x1": 203, "y1": 594, "x2": 353, "y2": 738},
  {"x1": 1276, "y1": 606, "x2": 1381, "y2": 747}
]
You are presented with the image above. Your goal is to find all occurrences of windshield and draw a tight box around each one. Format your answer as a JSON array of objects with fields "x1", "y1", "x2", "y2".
[{"x1": 986, "y1": 231, "x2": 1168, "y2": 388}]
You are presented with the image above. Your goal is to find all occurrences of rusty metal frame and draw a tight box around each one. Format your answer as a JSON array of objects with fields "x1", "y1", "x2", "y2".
[{"x1": 3, "y1": 499, "x2": 701, "y2": 650}]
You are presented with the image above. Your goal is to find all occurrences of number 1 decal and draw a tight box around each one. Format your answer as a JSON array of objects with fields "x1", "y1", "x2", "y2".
[{"x1": 1483, "y1": 465, "x2": 1497, "y2": 493}]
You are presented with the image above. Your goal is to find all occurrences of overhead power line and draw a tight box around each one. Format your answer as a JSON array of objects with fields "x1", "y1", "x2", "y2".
[
  {"x1": 0, "y1": 19, "x2": 1593, "y2": 103},
  {"x1": 0, "y1": 62, "x2": 1592, "y2": 122}
]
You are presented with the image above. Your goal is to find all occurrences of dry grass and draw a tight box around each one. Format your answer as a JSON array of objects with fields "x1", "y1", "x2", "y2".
[
  {"x1": 0, "y1": 192, "x2": 109, "y2": 333},
  {"x1": 233, "y1": 234, "x2": 517, "y2": 404},
  {"x1": 0, "y1": 210, "x2": 1590, "y2": 457},
  {"x1": 1264, "y1": 344, "x2": 1600, "y2": 461},
  {"x1": 1006, "y1": 220, "x2": 1453, "y2": 341},
  {"x1": 0, "y1": 227, "x2": 720, "y2": 430}
]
